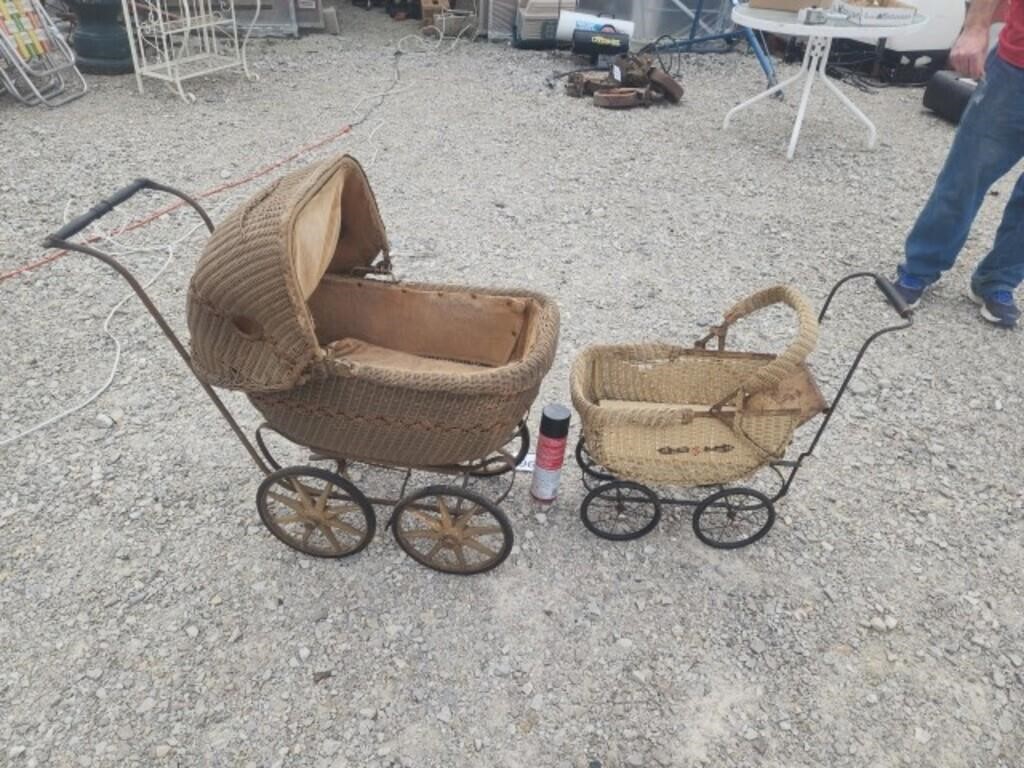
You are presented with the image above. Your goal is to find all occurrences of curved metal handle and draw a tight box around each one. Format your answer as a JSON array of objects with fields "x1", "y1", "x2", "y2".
[
  {"x1": 874, "y1": 275, "x2": 913, "y2": 319},
  {"x1": 43, "y1": 179, "x2": 214, "y2": 247}
]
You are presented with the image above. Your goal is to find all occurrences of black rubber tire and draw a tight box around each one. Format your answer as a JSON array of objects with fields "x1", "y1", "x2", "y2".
[
  {"x1": 580, "y1": 480, "x2": 661, "y2": 541},
  {"x1": 391, "y1": 485, "x2": 513, "y2": 575},
  {"x1": 692, "y1": 487, "x2": 775, "y2": 550},
  {"x1": 256, "y1": 466, "x2": 376, "y2": 558}
]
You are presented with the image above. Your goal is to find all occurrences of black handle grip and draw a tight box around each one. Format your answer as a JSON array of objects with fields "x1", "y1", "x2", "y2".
[
  {"x1": 874, "y1": 275, "x2": 913, "y2": 318},
  {"x1": 47, "y1": 178, "x2": 154, "y2": 244}
]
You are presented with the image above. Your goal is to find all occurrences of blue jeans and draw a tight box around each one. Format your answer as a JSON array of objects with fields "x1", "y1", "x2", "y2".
[{"x1": 900, "y1": 51, "x2": 1024, "y2": 296}]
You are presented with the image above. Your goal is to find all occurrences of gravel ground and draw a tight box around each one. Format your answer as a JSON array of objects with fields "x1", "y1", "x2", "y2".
[{"x1": 2, "y1": 7, "x2": 1023, "y2": 767}]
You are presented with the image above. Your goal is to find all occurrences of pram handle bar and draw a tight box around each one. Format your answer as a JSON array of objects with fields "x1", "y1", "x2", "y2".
[
  {"x1": 46, "y1": 179, "x2": 215, "y2": 244},
  {"x1": 873, "y1": 275, "x2": 913, "y2": 319},
  {"x1": 41, "y1": 184, "x2": 273, "y2": 478}
]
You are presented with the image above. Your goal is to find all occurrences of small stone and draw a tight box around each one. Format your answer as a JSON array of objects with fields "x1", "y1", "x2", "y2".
[
  {"x1": 530, "y1": 694, "x2": 544, "y2": 710},
  {"x1": 993, "y1": 669, "x2": 1007, "y2": 688},
  {"x1": 626, "y1": 755, "x2": 643, "y2": 767},
  {"x1": 437, "y1": 706, "x2": 452, "y2": 724},
  {"x1": 155, "y1": 744, "x2": 172, "y2": 758},
  {"x1": 535, "y1": 513, "x2": 547, "y2": 524},
  {"x1": 869, "y1": 617, "x2": 887, "y2": 632},
  {"x1": 298, "y1": 646, "x2": 311, "y2": 662},
  {"x1": 95, "y1": 414, "x2": 115, "y2": 429},
  {"x1": 474, "y1": 739, "x2": 484, "y2": 752},
  {"x1": 752, "y1": 736, "x2": 769, "y2": 755},
  {"x1": 137, "y1": 697, "x2": 156, "y2": 714},
  {"x1": 85, "y1": 668, "x2": 103, "y2": 680},
  {"x1": 312, "y1": 607, "x2": 329, "y2": 623},
  {"x1": 185, "y1": 625, "x2": 199, "y2": 639},
  {"x1": 210, "y1": 595, "x2": 223, "y2": 606},
  {"x1": 616, "y1": 638, "x2": 634, "y2": 650},
  {"x1": 220, "y1": 169, "x2": 232, "y2": 179},
  {"x1": 9, "y1": 746, "x2": 27, "y2": 759},
  {"x1": 750, "y1": 638, "x2": 768, "y2": 654},
  {"x1": 914, "y1": 727, "x2": 931, "y2": 744},
  {"x1": 998, "y1": 712, "x2": 1014, "y2": 734},
  {"x1": 321, "y1": 740, "x2": 341, "y2": 757},
  {"x1": 358, "y1": 708, "x2": 375, "y2": 719},
  {"x1": 1009, "y1": 653, "x2": 1023, "y2": 668},
  {"x1": 884, "y1": 616, "x2": 898, "y2": 631}
]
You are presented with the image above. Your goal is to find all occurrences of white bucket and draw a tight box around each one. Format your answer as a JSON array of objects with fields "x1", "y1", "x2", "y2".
[{"x1": 555, "y1": 10, "x2": 634, "y2": 42}]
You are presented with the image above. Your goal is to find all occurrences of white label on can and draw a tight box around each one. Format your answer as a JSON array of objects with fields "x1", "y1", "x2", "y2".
[{"x1": 530, "y1": 466, "x2": 563, "y2": 501}]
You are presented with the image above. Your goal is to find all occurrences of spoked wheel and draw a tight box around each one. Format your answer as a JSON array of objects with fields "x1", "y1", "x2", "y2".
[
  {"x1": 391, "y1": 485, "x2": 513, "y2": 575},
  {"x1": 692, "y1": 487, "x2": 775, "y2": 549},
  {"x1": 256, "y1": 467, "x2": 376, "y2": 558},
  {"x1": 580, "y1": 480, "x2": 661, "y2": 541},
  {"x1": 575, "y1": 438, "x2": 615, "y2": 482},
  {"x1": 467, "y1": 421, "x2": 530, "y2": 477}
]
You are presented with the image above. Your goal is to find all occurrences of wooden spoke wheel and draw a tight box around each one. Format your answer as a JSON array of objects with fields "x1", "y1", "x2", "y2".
[
  {"x1": 391, "y1": 485, "x2": 513, "y2": 575},
  {"x1": 692, "y1": 488, "x2": 775, "y2": 550},
  {"x1": 467, "y1": 421, "x2": 530, "y2": 477},
  {"x1": 256, "y1": 467, "x2": 376, "y2": 558},
  {"x1": 580, "y1": 480, "x2": 661, "y2": 541},
  {"x1": 575, "y1": 438, "x2": 615, "y2": 482}
]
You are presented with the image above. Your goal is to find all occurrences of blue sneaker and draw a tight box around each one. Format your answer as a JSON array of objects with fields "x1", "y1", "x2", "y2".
[
  {"x1": 969, "y1": 287, "x2": 1020, "y2": 328},
  {"x1": 892, "y1": 273, "x2": 929, "y2": 309}
]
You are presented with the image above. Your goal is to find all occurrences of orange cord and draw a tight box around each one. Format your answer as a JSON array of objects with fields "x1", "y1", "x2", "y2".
[{"x1": 0, "y1": 123, "x2": 353, "y2": 284}]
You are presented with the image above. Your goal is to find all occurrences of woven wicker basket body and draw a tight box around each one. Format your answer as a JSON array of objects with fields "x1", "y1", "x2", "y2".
[
  {"x1": 572, "y1": 287, "x2": 825, "y2": 487},
  {"x1": 187, "y1": 154, "x2": 559, "y2": 468},
  {"x1": 250, "y1": 281, "x2": 559, "y2": 468}
]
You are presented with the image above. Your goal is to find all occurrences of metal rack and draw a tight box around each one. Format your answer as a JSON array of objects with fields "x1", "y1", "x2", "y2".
[{"x1": 120, "y1": 0, "x2": 259, "y2": 101}]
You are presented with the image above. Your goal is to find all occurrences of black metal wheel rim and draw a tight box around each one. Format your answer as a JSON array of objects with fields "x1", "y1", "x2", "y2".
[
  {"x1": 692, "y1": 487, "x2": 775, "y2": 550},
  {"x1": 580, "y1": 480, "x2": 662, "y2": 541}
]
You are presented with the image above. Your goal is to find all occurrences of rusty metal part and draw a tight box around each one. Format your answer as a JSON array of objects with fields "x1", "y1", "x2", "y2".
[
  {"x1": 593, "y1": 87, "x2": 656, "y2": 110},
  {"x1": 566, "y1": 70, "x2": 616, "y2": 97},
  {"x1": 612, "y1": 53, "x2": 656, "y2": 87},
  {"x1": 648, "y1": 68, "x2": 684, "y2": 103}
]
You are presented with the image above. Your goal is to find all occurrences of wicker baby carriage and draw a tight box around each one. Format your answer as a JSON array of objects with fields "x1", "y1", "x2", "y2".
[
  {"x1": 46, "y1": 155, "x2": 559, "y2": 575},
  {"x1": 572, "y1": 275, "x2": 913, "y2": 549}
]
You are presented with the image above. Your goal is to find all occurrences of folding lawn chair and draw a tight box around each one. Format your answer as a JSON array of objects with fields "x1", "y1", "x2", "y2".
[{"x1": 0, "y1": 0, "x2": 86, "y2": 106}]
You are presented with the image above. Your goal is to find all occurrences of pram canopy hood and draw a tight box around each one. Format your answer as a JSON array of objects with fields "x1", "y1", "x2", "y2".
[{"x1": 187, "y1": 155, "x2": 390, "y2": 391}]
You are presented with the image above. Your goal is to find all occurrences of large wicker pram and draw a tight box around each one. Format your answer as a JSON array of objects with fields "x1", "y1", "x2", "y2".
[
  {"x1": 46, "y1": 155, "x2": 559, "y2": 575},
  {"x1": 571, "y1": 275, "x2": 912, "y2": 549}
]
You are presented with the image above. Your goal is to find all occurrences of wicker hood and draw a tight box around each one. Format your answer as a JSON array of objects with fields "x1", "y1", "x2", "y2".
[{"x1": 187, "y1": 155, "x2": 389, "y2": 391}]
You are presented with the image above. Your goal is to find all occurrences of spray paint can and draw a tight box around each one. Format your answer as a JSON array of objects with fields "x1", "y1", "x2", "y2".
[{"x1": 530, "y1": 404, "x2": 571, "y2": 503}]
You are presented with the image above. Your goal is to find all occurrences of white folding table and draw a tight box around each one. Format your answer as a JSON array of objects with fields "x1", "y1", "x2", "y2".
[{"x1": 725, "y1": 4, "x2": 928, "y2": 159}]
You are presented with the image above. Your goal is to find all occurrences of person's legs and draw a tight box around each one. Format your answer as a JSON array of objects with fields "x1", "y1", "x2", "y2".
[
  {"x1": 898, "y1": 53, "x2": 1024, "y2": 292},
  {"x1": 972, "y1": 172, "x2": 1024, "y2": 295}
]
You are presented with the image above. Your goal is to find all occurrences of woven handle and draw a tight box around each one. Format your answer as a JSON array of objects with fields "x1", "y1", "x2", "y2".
[{"x1": 698, "y1": 285, "x2": 819, "y2": 399}]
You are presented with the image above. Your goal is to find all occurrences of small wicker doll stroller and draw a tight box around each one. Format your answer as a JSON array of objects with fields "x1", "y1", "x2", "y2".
[
  {"x1": 46, "y1": 155, "x2": 560, "y2": 575},
  {"x1": 571, "y1": 275, "x2": 912, "y2": 549}
]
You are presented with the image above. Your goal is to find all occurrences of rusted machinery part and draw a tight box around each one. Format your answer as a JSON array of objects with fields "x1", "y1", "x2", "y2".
[
  {"x1": 648, "y1": 68, "x2": 684, "y2": 103},
  {"x1": 593, "y1": 87, "x2": 656, "y2": 110}
]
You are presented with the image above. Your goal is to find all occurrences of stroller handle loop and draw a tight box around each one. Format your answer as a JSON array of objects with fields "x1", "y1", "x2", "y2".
[
  {"x1": 695, "y1": 285, "x2": 820, "y2": 403},
  {"x1": 44, "y1": 178, "x2": 215, "y2": 246}
]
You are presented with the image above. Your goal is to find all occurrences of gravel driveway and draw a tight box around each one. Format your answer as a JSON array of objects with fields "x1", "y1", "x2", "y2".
[{"x1": 2, "y1": 7, "x2": 1022, "y2": 767}]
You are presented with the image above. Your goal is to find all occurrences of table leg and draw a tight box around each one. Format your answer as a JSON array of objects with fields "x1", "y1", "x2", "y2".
[
  {"x1": 786, "y1": 35, "x2": 829, "y2": 160},
  {"x1": 723, "y1": 66, "x2": 807, "y2": 130},
  {"x1": 817, "y1": 53, "x2": 878, "y2": 149}
]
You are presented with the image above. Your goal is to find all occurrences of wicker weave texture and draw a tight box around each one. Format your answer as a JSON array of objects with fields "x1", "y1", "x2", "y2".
[
  {"x1": 250, "y1": 284, "x2": 559, "y2": 467},
  {"x1": 572, "y1": 286, "x2": 821, "y2": 487},
  {"x1": 187, "y1": 155, "x2": 388, "y2": 392}
]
